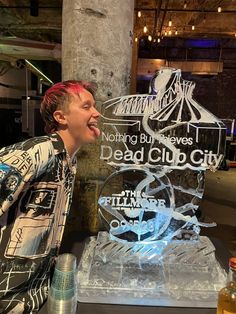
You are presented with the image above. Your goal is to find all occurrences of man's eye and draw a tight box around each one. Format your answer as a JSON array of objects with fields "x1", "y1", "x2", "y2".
[{"x1": 83, "y1": 104, "x2": 90, "y2": 109}]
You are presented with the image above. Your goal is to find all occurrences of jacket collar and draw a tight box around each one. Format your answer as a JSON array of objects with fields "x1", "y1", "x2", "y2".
[
  {"x1": 49, "y1": 133, "x2": 66, "y2": 155},
  {"x1": 49, "y1": 133, "x2": 77, "y2": 173}
]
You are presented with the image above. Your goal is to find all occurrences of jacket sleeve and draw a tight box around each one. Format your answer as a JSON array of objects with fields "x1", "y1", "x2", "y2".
[{"x1": 0, "y1": 148, "x2": 34, "y2": 216}]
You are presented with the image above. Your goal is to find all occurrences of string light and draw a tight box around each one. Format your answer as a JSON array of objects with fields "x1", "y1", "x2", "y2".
[
  {"x1": 143, "y1": 25, "x2": 148, "y2": 33},
  {"x1": 135, "y1": 37, "x2": 138, "y2": 42},
  {"x1": 168, "y1": 30, "x2": 172, "y2": 35},
  {"x1": 157, "y1": 38, "x2": 161, "y2": 43},
  {"x1": 138, "y1": 11, "x2": 141, "y2": 17},
  {"x1": 192, "y1": 25, "x2": 195, "y2": 30},
  {"x1": 184, "y1": 1, "x2": 187, "y2": 9},
  {"x1": 148, "y1": 35, "x2": 152, "y2": 41},
  {"x1": 168, "y1": 18, "x2": 172, "y2": 27},
  {"x1": 164, "y1": 31, "x2": 167, "y2": 36},
  {"x1": 175, "y1": 30, "x2": 178, "y2": 35},
  {"x1": 217, "y1": 6, "x2": 222, "y2": 13}
]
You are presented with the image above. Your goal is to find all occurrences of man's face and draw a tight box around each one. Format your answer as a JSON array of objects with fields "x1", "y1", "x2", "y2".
[{"x1": 62, "y1": 89, "x2": 101, "y2": 145}]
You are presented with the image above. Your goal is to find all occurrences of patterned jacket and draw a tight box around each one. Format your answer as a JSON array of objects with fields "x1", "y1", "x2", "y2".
[{"x1": 0, "y1": 133, "x2": 77, "y2": 313}]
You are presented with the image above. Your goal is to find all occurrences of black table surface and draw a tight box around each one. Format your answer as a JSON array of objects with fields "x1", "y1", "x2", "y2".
[{"x1": 39, "y1": 235, "x2": 231, "y2": 314}]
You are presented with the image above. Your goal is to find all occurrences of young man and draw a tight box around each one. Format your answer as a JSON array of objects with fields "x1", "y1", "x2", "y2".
[{"x1": 0, "y1": 80, "x2": 100, "y2": 313}]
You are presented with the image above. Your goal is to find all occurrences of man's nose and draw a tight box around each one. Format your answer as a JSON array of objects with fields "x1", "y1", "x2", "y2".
[{"x1": 92, "y1": 107, "x2": 101, "y2": 118}]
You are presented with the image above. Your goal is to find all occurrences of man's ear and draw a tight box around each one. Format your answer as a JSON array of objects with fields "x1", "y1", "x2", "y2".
[{"x1": 53, "y1": 110, "x2": 67, "y2": 126}]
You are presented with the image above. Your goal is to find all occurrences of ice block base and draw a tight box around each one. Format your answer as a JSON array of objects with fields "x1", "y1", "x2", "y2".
[{"x1": 77, "y1": 232, "x2": 226, "y2": 307}]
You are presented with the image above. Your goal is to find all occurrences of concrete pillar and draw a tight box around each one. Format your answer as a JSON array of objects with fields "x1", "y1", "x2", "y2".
[
  {"x1": 130, "y1": 39, "x2": 139, "y2": 94},
  {"x1": 62, "y1": 0, "x2": 134, "y2": 233}
]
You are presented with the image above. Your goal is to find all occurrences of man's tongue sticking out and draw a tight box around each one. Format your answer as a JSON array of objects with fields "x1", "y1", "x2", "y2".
[{"x1": 89, "y1": 124, "x2": 100, "y2": 137}]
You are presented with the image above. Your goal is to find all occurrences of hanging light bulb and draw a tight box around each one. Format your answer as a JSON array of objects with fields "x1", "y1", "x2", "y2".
[
  {"x1": 158, "y1": 38, "x2": 161, "y2": 43},
  {"x1": 217, "y1": 6, "x2": 222, "y2": 12},
  {"x1": 135, "y1": 37, "x2": 138, "y2": 42},
  {"x1": 192, "y1": 25, "x2": 195, "y2": 30},
  {"x1": 143, "y1": 25, "x2": 148, "y2": 33},
  {"x1": 168, "y1": 30, "x2": 172, "y2": 35},
  {"x1": 175, "y1": 30, "x2": 178, "y2": 35},
  {"x1": 168, "y1": 18, "x2": 172, "y2": 27},
  {"x1": 164, "y1": 31, "x2": 167, "y2": 36},
  {"x1": 184, "y1": 1, "x2": 187, "y2": 9},
  {"x1": 153, "y1": 38, "x2": 156, "y2": 43},
  {"x1": 148, "y1": 35, "x2": 152, "y2": 41}
]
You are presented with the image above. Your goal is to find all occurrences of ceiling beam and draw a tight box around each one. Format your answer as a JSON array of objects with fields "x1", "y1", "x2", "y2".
[
  {"x1": 0, "y1": 24, "x2": 61, "y2": 31},
  {"x1": 0, "y1": 37, "x2": 61, "y2": 61}
]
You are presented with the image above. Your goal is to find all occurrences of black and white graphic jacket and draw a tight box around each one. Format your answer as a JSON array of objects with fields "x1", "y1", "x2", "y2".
[{"x1": 0, "y1": 133, "x2": 77, "y2": 313}]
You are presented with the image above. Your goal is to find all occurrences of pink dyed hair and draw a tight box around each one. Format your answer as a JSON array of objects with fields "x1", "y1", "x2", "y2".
[{"x1": 40, "y1": 80, "x2": 97, "y2": 134}]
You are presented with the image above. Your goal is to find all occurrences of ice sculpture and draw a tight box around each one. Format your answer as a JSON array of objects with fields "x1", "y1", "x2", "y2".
[
  {"x1": 77, "y1": 68, "x2": 227, "y2": 307},
  {"x1": 99, "y1": 67, "x2": 225, "y2": 241}
]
